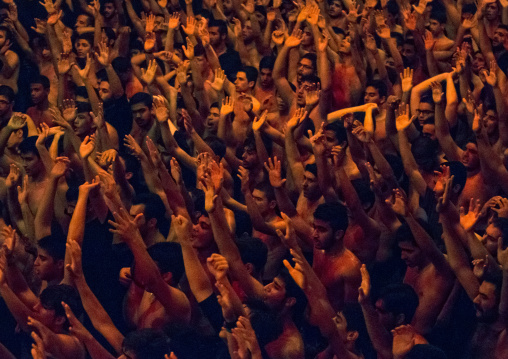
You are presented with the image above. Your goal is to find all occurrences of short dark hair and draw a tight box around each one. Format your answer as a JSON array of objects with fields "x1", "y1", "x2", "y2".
[
  {"x1": 130, "y1": 92, "x2": 153, "y2": 109},
  {"x1": 462, "y1": 3, "x2": 477, "y2": 15},
  {"x1": 254, "y1": 181, "x2": 276, "y2": 202},
  {"x1": 259, "y1": 56, "x2": 275, "y2": 71},
  {"x1": 492, "y1": 217, "x2": 508, "y2": 247},
  {"x1": 236, "y1": 235, "x2": 268, "y2": 275},
  {"x1": 112, "y1": 56, "x2": 131, "y2": 74},
  {"x1": 208, "y1": 19, "x2": 228, "y2": 36},
  {"x1": 386, "y1": 0, "x2": 400, "y2": 15},
  {"x1": 305, "y1": 163, "x2": 318, "y2": 177},
  {"x1": 430, "y1": 9, "x2": 447, "y2": 24},
  {"x1": 40, "y1": 285, "x2": 83, "y2": 330},
  {"x1": 19, "y1": 137, "x2": 40, "y2": 158},
  {"x1": 302, "y1": 53, "x2": 317, "y2": 72},
  {"x1": 38, "y1": 235, "x2": 66, "y2": 261},
  {"x1": 0, "y1": 85, "x2": 15, "y2": 103},
  {"x1": 323, "y1": 121, "x2": 348, "y2": 144},
  {"x1": 498, "y1": 24, "x2": 508, "y2": 32},
  {"x1": 122, "y1": 329, "x2": 172, "y2": 359},
  {"x1": 133, "y1": 193, "x2": 168, "y2": 232},
  {"x1": 377, "y1": 283, "x2": 419, "y2": 323},
  {"x1": 366, "y1": 79, "x2": 388, "y2": 99},
  {"x1": 30, "y1": 75, "x2": 50, "y2": 89},
  {"x1": 147, "y1": 242, "x2": 185, "y2": 283},
  {"x1": 300, "y1": 74, "x2": 321, "y2": 85},
  {"x1": 314, "y1": 202, "x2": 349, "y2": 232},
  {"x1": 406, "y1": 344, "x2": 447, "y2": 359},
  {"x1": 239, "y1": 66, "x2": 258, "y2": 84},
  {"x1": 246, "y1": 299, "x2": 284, "y2": 346},
  {"x1": 76, "y1": 32, "x2": 94, "y2": 45},
  {"x1": 278, "y1": 267, "x2": 308, "y2": 323},
  {"x1": 204, "y1": 136, "x2": 226, "y2": 159}
]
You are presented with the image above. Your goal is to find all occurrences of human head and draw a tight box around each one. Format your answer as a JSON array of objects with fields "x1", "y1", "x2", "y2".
[
  {"x1": 131, "y1": 193, "x2": 170, "y2": 238},
  {"x1": 245, "y1": 299, "x2": 284, "y2": 346},
  {"x1": 481, "y1": 217, "x2": 508, "y2": 256},
  {"x1": 461, "y1": 141, "x2": 480, "y2": 171},
  {"x1": 432, "y1": 161, "x2": 467, "y2": 198},
  {"x1": 473, "y1": 272, "x2": 502, "y2": 322},
  {"x1": 263, "y1": 267, "x2": 307, "y2": 318},
  {"x1": 235, "y1": 67, "x2": 258, "y2": 93},
  {"x1": 75, "y1": 33, "x2": 93, "y2": 58},
  {"x1": 312, "y1": 202, "x2": 349, "y2": 250},
  {"x1": 252, "y1": 181, "x2": 277, "y2": 217},
  {"x1": 120, "y1": 329, "x2": 173, "y2": 359},
  {"x1": 417, "y1": 96, "x2": 434, "y2": 125},
  {"x1": 303, "y1": 163, "x2": 321, "y2": 200},
  {"x1": 364, "y1": 80, "x2": 387, "y2": 105},
  {"x1": 406, "y1": 344, "x2": 447, "y2": 359},
  {"x1": 396, "y1": 222, "x2": 431, "y2": 268},
  {"x1": 36, "y1": 285, "x2": 82, "y2": 332},
  {"x1": 102, "y1": 0, "x2": 117, "y2": 19},
  {"x1": 191, "y1": 212, "x2": 214, "y2": 250},
  {"x1": 208, "y1": 19, "x2": 228, "y2": 48},
  {"x1": 0, "y1": 25, "x2": 9, "y2": 48},
  {"x1": 19, "y1": 136, "x2": 44, "y2": 177},
  {"x1": 297, "y1": 53, "x2": 317, "y2": 83},
  {"x1": 74, "y1": 102, "x2": 94, "y2": 137},
  {"x1": 204, "y1": 135, "x2": 226, "y2": 160},
  {"x1": 0, "y1": 84, "x2": 14, "y2": 118},
  {"x1": 146, "y1": 242, "x2": 184, "y2": 285},
  {"x1": 485, "y1": 1, "x2": 500, "y2": 21},
  {"x1": 130, "y1": 92, "x2": 154, "y2": 129},
  {"x1": 374, "y1": 284, "x2": 419, "y2": 330},
  {"x1": 493, "y1": 24, "x2": 508, "y2": 49},
  {"x1": 429, "y1": 10, "x2": 447, "y2": 37},
  {"x1": 75, "y1": 13, "x2": 93, "y2": 28},
  {"x1": 35, "y1": 235, "x2": 66, "y2": 283},
  {"x1": 322, "y1": 121, "x2": 348, "y2": 155},
  {"x1": 411, "y1": 135, "x2": 439, "y2": 173},
  {"x1": 237, "y1": 235, "x2": 268, "y2": 278},
  {"x1": 30, "y1": 75, "x2": 50, "y2": 106},
  {"x1": 296, "y1": 73, "x2": 320, "y2": 107},
  {"x1": 327, "y1": 0, "x2": 343, "y2": 18},
  {"x1": 206, "y1": 103, "x2": 220, "y2": 133},
  {"x1": 242, "y1": 134, "x2": 259, "y2": 169},
  {"x1": 259, "y1": 56, "x2": 275, "y2": 89}
]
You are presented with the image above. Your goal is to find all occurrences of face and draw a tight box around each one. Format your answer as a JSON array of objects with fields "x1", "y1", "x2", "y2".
[
  {"x1": 103, "y1": 2, "x2": 116, "y2": 18},
  {"x1": 302, "y1": 27, "x2": 314, "y2": 46},
  {"x1": 364, "y1": 86, "x2": 384, "y2": 105},
  {"x1": 30, "y1": 84, "x2": 46, "y2": 105},
  {"x1": 312, "y1": 218, "x2": 339, "y2": 250},
  {"x1": 472, "y1": 53, "x2": 486, "y2": 73},
  {"x1": 375, "y1": 299, "x2": 398, "y2": 330},
  {"x1": 34, "y1": 248, "x2": 62, "y2": 281},
  {"x1": 191, "y1": 215, "x2": 214, "y2": 249},
  {"x1": 484, "y1": 110, "x2": 498, "y2": 135},
  {"x1": 235, "y1": 71, "x2": 251, "y2": 93},
  {"x1": 131, "y1": 103, "x2": 152, "y2": 128},
  {"x1": 75, "y1": 14, "x2": 90, "y2": 28},
  {"x1": 303, "y1": 171, "x2": 320, "y2": 200},
  {"x1": 429, "y1": 19, "x2": 443, "y2": 36},
  {"x1": 209, "y1": 26, "x2": 223, "y2": 47},
  {"x1": 75, "y1": 39, "x2": 91, "y2": 58},
  {"x1": 481, "y1": 223, "x2": 502, "y2": 256},
  {"x1": 98, "y1": 81, "x2": 112, "y2": 102},
  {"x1": 130, "y1": 203, "x2": 149, "y2": 234},
  {"x1": 493, "y1": 28, "x2": 508, "y2": 47},
  {"x1": 259, "y1": 68, "x2": 273, "y2": 89},
  {"x1": 296, "y1": 80, "x2": 315, "y2": 106},
  {"x1": 422, "y1": 124, "x2": 436, "y2": 140},
  {"x1": 206, "y1": 107, "x2": 220, "y2": 133},
  {"x1": 194, "y1": 55, "x2": 208, "y2": 71},
  {"x1": 328, "y1": 0, "x2": 343, "y2": 17},
  {"x1": 322, "y1": 129, "x2": 339, "y2": 155},
  {"x1": 252, "y1": 189, "x2": 274, "y2": 217},
  {"x1": 297, "y1": 58, "x2": 314, "y2": 82},
  {"x1": 402, "y1": 44, "x2": 416, "y2": 61},
  {"x1": 21, "y1": 152, "x2": 43, "y2": 177},
  {"x1": 0, "y1": 94, "x2": 12, "y2": 117},
  {"x1": 0, "y1": 30, "x2": 6, "y2": 48},
  {"x1": 398, "y1": 241, "x2": 423, "y2": 268},
  {"x1": 339, "y1": 35, "x2": 351, "y2": 53},
  {"x1": 223, "y1": 0, "x2": 233, "y2": 13},
  {"x1": 74, "y1": 112, "x2": 94, "y2": 136},
  {"x1": 461, "y1": 142, "x2": 480, "y2": 171},
  {"x1": 473, "y1": 281, "x2": 499, "y2": 322},
  {"x1": 242, "y1": 146, "x2": 258, "y2": 169},
  {"x1": 263, "y1": 275, "x2": 287, "y2": 309},
  {"x1": 417, "y1": 102, "x2": 434, "y2": 125},
  {"x1": 242, "y1": 21, "x2": 254, "y2": 42},
  {"x1": 486, "y1": 3, "x2": 500, "y2": 21},
  {"x1": 33, "y1": 301, "x2": 59, "y2": 329}
]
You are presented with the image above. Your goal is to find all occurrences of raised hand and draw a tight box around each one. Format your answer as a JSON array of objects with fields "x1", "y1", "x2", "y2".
[
  {"x1": 50, "y1": 157, "x2": 70, "y2": 178},
  {"x1": 276, "y1": 212, "x2": 298, "y2": 249},
  {"x1": 351, "y1": 123, "x2": 372, "y2": 143},
  {"x1": 492, "y1": 197, "x2": 508, "y2": 219},
  {"x1": 108, "y1": 207, "x2": 144, "y2": 242},
  {"x1": 286, "y1": 108, "x2": 307, "y2": 132},
  {"x1": 8, "y1": 112, "x2": 27, "y2": 130},
  {"x1": 5, "y1": 163, "x2": 20, "y2": 188},
  {"x1": 459, "y1": 198, "x2": 481, "y2": 232},
  {"x1": 385, "y1": 188, "x2": 408, "y2": 216},
  {"x1": 206, "y1": 253, "x2": 229, "y2": 280},
  {"x1": 57, "y1": 53, "x2": 72, "y2": 75},
  {"x1": 73, "y1": 54, "x2": 91, "y2": 79},
  {"x1": 62, "y1": 301, "x2": 92, "y2": 341},
  {"x1": 221, "y1": 96, "x2": 234, "y2": 116},
  {"x1": 17, "y1": 175, "x2": 29, "y2": 205},
  {"x1": 65, "y1": 239, "x2": 83, "y2": 278},
  {"x1": 472, "y1": 256, "x2": 488, "y2": 279},
  {"x1": 285, "y1": 28, "x2": 303, "y2": 48},
  {"x1": 430, "y1": 81, "x2": 443, "y2": 104},
  {"x1": 144, "y1": 31, "x2": 156, "y2": 52},
  {"x1": 62, "y1": 99, "x2": 77, "y2": 122},
  {"x1": 95, "y1": 40, "x2": 111, "y2": 67},
  {"x1": 182, "y1": 16, "x2": 196, "y2": 35},
  {"x1": 31, "y1": 331, "x2": 46, "y2": 359},
  {"x1": 207, "y1": 68, "x2": 226, "y2": 92},
  {"x1": 31, "y1": 18, "x2": 47, "y2": 34},
  {"x1": 462, "y1": 90, "x2": 476, "y2": 114},
  {"x1": 145, "y1": 13, "x2": 156, "y2": 33},
  {"x1": 392, "y1": 325, "x2": 419, "y2": 358},
  {"x1": 1, "y1": 225, "x2": 18, "y2": 259},
  {"x1": 395, "y1": 102, "x2": 413, "y2": 131},
  {"x1": 358, "y1": 264, "x2": 371, "y2": 304},
  {"x1": 252, "y1": 110, "x2": 268, "y2": 132},
  {"x1": 264, "y1": 156, "x2": 286, "y2": 188},
  {"x1": 141, "y1": 59, "x2": 158, "y2": 85},
  {"x1": 412, "y1": 0, "x2": 428, "y2": 14},
  {"x1": 485, "y1": 60, "x2": 498, "y2": 86},
  {"x1": 172, "y1": 214, "x2": 192, "y2": 241},
  {"x1": 79, "y1": 134, "x2": 96, "y2": 159},
  {"x1": 364, "y1": 32, "x2": 378, "y2": 53},
  {"x1": 305, "y1": 83, "x2": 321, "y2": 108},
  {"x1": 182, "y1": 37, "x2": 195, "y2": 60},
  {"x1": 153, "y1": 95, "x2": 169, "y2": 123},
  {"x1": 167, "y1": 12, "x2": 180, "y2": 30},
  {"x1": 424, "y1": 30, "x2": 435, "y2": 51},
  {"x1": 237, "y1": 166, "x2": 250, "y2": 193},
  {"x1": 272, "y1": 30, "x2": 285, "y2": 46},
  {"x1": 436, "y1": 175, "x2": 454, "y2": 213}
]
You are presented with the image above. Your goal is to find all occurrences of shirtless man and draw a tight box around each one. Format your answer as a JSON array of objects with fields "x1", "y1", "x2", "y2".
[
  {"x1": 18, "y1": 136, "x2": 48, "y2": 215},
  {"x1": 0, "y1": 26, "x2": 19, "y2": 94}
]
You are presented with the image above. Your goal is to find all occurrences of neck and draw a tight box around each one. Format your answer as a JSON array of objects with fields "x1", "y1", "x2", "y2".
[
  {"x1": 326, "y1": 240, "x2": 345, "y2": 256},
  {"x1": 197, "y1": 244, "x2": 218, "y2": 262},
  {"x1": 214, "y1": 42, "x2": 227, "y2": 56},
  {"x1": 36, "y1": 99, "x2": 49, "y2": 111},
  {"x1": 467, "y1": 167, "x2": 481, "y2": 177}
]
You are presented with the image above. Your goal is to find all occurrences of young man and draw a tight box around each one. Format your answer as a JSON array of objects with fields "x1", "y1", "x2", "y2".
[
  {"x1": 208, "y1": 19, "x2": 242, "y2": 80},
  {"x1": 19, "y1": 137, "x2": 48, "y2": 215},
  {"x1": 26, "y1": 75, "x2": 53, "y2": 127},
  {"x1": 129, "y1": 92, "x2": 162, "y2": 148},
  {"x1": 0, "y1": 26, "x2": 19, "y2": 94},
  {"x1": 35, "y1": 235, "x2": 66, "y2": 286}
]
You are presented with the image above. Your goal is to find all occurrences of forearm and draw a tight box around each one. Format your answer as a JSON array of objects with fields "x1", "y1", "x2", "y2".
[
  {"x1": 285, "y1": 131, "x2": 305, "y2": 192},
  {"x1": 34, "y1": 177, "x2": 59, "y2": 240},
  {"x1": 0, "y1": 283, "x2": 35, "y2": 332},
  {"x1": 360, "y1": 302, "x2": 393, "y2": 359},
  {"x1": 181, "y1": 241, "x2": 213, "y2": 302},
  {"x1": 105, "y1": 65, "x2": 124, "y2": 98},
  {"x1": 67, "y1": 191, "x2": 90, "y2": 245},
  {"x1": 81, "y1": 335, "x2": 117, "y2": 359}
]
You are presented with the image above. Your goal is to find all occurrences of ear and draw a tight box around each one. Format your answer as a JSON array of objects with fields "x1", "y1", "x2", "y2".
[
  {"x1": 395, "y1": 313, "x2": 406, "y2": 326},
  {"x1": 346, "y1": 330, "x2": 359, "y2": 343},
  {"x1": 148, "y1": 217, "x2": 157, "y2": 229},
  {"x1": 244, "y1": 262, "x2": 254, "y2": 275},
  {"x1": 54, "y1": 315, "x2": 66, "y2": 327},
  {"x1": 125, "y1": 171, "x2": 133, "y2": 180},
  {"x1": 248, "y1": 80, "x2": 255, "y2": 89},
  {"x1": 162, "y1": 272, "x2": 173, "y2": 284},
  {"x1": 452, "y1": 184, "x2": 461, "y2": 194},
  {"x1": 380, "y1": 96, "x2": 386, "y2": 104},
  {"x1": 56, "y1": 259, "x2": 65, "y2": 272},
  {"x1": 284, "y1": 297, "x2": 296, "y2": 308},
  {"x1": 269, "y1": 200, "x2": 277, "y2": 210},
  {"x1": 334, "y1": 229, "x2": 344, "y2": 241}
]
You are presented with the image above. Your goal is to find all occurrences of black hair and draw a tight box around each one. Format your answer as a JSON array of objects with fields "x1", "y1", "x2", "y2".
[
  {"x1": 210, "y1": 102, "x2": 219, "y2": 110},
  {"x1": 492, "y1": 217, "x2": 508, "y2": 248},
  {"x1": 278, "y1": 267, "x2": 308, "y2": 323},
  {"x1": 112, "y1": 56, "x2": 131, "y2": 74},
  {"x1": 498, "y1": 24, "x2": 508, "y2": 32},
  {"x1": 351, "y1": 178, "x2": 375, "y2": 209},
  {"x1": 147, "y1": 242, "x2": 185, "y2": 283},
  {"x1": 411, "y1": 136, "x2": 439, "y2": 173},
  {"x1": 130, "y1": 92, "x2": 153, "y2": 109},
  {"x1": 254, "y1": 5, "x2": 267, "y2": 17},
  {"x1": 18, "y1": 136, "x2": 40, "y2": 158},
  {"x1": 376, "y1": 283, "x2": 419, "y2": 323},
  {"x1": 300, "y1": 73, "x2": 321, "y2": 85},
  {"x1": 462, "y1": 3, "x2": 477, "y2": 15},
  {"x1": 96, "y1": 68, "x2": 108, "y2": 82},
  {"x1": 76, "y1": 101, "x2": 92, "y2": 114},
  {"x1": 133, "y1": 192, "x2": 170, "y2": 236},
  {"x1": 30, "y1": 75, "x2": 50, "y2": 89},
  {"x1": 259, "y1": 56, "x2": 275, "y2": 71},
  {"x1": 254, "y1": 181, "x2": 276, "y2": 202},
  {"x1": 236, "y1": 235, "x2": 268, "y2": 275},
  {"x1": 301, "y1": 52, "x2": 317, "y2": 72},
  {"x1": 37, "y1": 235, "x2": 66, "y2": 261},
  {"x1": 0, "y1": 26, "x2": 10, "y2": 41},
  {"x1": 76, "y1": 32, "x2": 94, "y2": 46},
  {"x1": 430, "y1": 9, "x2": 447, "y2": 24},
  {"x1": 406, "y1": 344, "x2": 447, "y2": 359},
  {"x1": 204, "y1": 136, "x2": 226, "y2": 159},
  {"x1": 208, "y1": 19, "x2": 228, "y2": 36},
  {"x1": 443, "y1": 161, "x2": 467, "y2": 194},
  {"x1": 239, "y1": 66, "x2": 258, "y2": 84},
  {"x1": 386, "y1": 0, "x2": 400, "y2": 16},
  {"x1": 323, "y1": 121, "x2": 348, "y2": 145},
  {"x1": 314, "y1": 202, "x2": 349, "y2": 232},
  {"x1": 245, "y1": 298, "x2": 284, "y2": 346},
  {"x1": 40, "y1": 285, "x2": 83, "y2": 330},
  {"x1": 305, "y1": 163, "x2": 318, "y2": 177},
  {"x1": 194, "y1": 43, "x2": 206, "y2": 57},
  {"x1": 101, "y1": 27, "x2": 116, "y2": 42},
  {"x1": 0, "y1": 85, "x2": 15, "y2": 103},
  {"x1": 366, "y1": 79, "x2": 388, "y2": 99},
  {"x1": 122, "y1": 329, "x2": 172, "y2": 359},
  {"x1": 391, "y1": 31, "x2": 404, "y2": 47}
]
